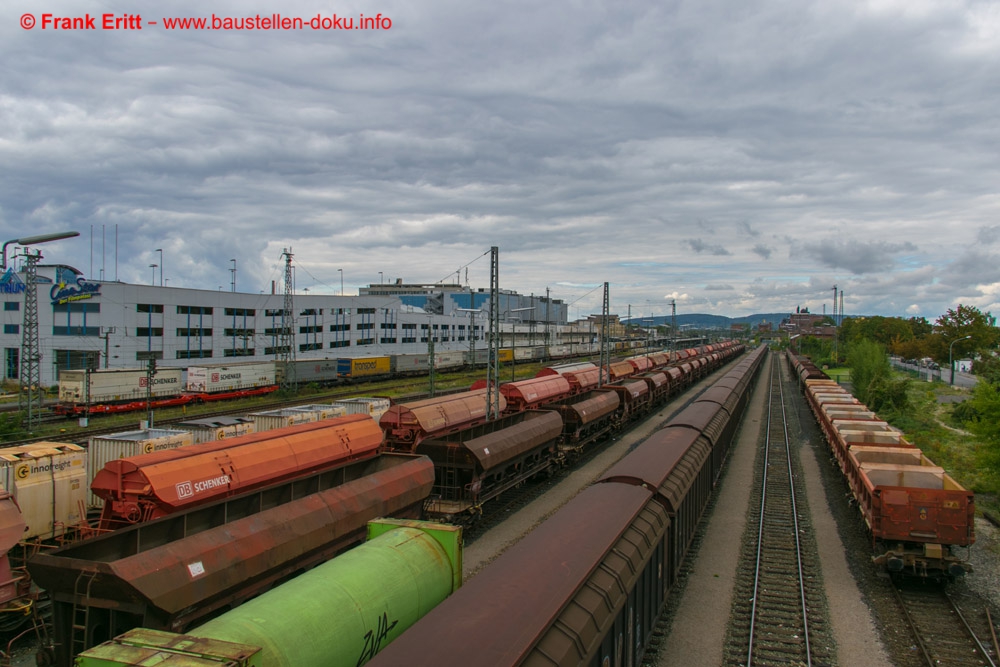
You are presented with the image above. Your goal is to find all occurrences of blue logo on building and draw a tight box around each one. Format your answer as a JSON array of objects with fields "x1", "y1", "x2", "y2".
[
  {"x1": 50, "y1": 278, "x2": 101, "y2": 305},
  {"x1": 0, "y1": 269, "x2": 25, "y2": 295}
]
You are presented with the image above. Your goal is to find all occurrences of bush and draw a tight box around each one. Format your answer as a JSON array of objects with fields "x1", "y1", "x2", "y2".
[{"x1": 951, "y1": 400, "x2": 980, "y2": 427}]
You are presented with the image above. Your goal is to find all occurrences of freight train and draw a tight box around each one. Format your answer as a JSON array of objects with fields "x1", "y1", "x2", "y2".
[
  {"x1": 52, "y1": 347, "x2": 584, "y2": 417},
  {"x1": 786, "y1": 351, "x2": 974, "y2": 577},
  {"x1": 72, "y1": 518, "x2": 463, "y2": 667},
  {"x1": 367, "y1": 345, "x2": 768, "y2": 667},
  {"x1": 381, "y1": 342, "x2": 744, "y2": 523},
  {"x1": 37, "y1": 343, "x2": 748, "y2": 666}
]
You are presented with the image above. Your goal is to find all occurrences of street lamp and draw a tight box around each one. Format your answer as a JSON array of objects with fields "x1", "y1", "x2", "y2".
[
  {"x1": 149, "y1": 264, "x2": 158, "y2": 286},
  {"x1": 2, "y1": 231, "x2": 80, "y2": 271},
  {"x1": 155, "y1": 248, "x2": 163, "y2": 286},
  {"x1": 949, "y1": 335, "x2": 972, "y2": 385},
  {"x1": 338, "y1": 268, "x2": 344, "y2": 296}
]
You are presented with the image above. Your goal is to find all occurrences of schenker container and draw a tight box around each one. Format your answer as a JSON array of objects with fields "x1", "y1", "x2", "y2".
[
  {"x1": 59, "y1": 368, "x2": 184, "y2": 404},
  {"x1": 87, "y1": 429, "x2": 195, "y2": 508},
  {"x1": 186, "y1": 362, "x2": 276, "y2": 393},
  {"x1": 0, "y1": 443, "x2": 87, "y2": 540}
]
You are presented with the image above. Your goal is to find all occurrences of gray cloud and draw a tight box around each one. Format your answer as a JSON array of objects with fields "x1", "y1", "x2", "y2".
[
  {"x1": 686, "y1": 239, "x2": 732, "y2": 256},
  {"x1": 705, "y1": 284, "x2": 734, "y2": 291},
  {"x1": 751, "y1": 244, "x2": 772, "y2": 260},
  {"x1": 799, "y1": 240, "x2": 918, "y2": 275}
]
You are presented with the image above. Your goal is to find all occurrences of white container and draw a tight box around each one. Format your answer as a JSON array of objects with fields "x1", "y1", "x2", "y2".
[
  {"x1": 186, "y1": 362, "x2": 276, "y2": 393},
  {"x1": 249, "y1": 408, "x2": 321, "y2": 432},
  {"x1": 0, "y1": 443, "x2": 87, "y2": 540},
  {"x1": 291, "y1": 404, "x2": 348, "y2": 421},
  {"x1": 433, "y1": 351, "x2": 465, "y2": 369},
  {"x1": 172, "y1": 416, "x2": 257, "y2": 444},
  {"x1": 87, "y1": 429, "x2": 194, "y2": 508},
  {"x1": 283, "y1": 359, "x2": 340, "y2": 384},
  {"x1": 331, "y1": 397, "x2": 391, "y2": 420},
  {"x1": 59, "y1": 368, "x2": 184, "y2": 404}
]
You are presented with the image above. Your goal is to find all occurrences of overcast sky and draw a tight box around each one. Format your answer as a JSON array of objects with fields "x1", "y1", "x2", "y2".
[{"x1": 3, "y1": 0, "x2": 999, "y2": 321}]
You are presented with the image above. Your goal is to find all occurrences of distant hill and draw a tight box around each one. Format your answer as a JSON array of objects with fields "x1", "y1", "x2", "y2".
[{"x1": 623, "y1": 313, "x2": 789, "y2": 330}]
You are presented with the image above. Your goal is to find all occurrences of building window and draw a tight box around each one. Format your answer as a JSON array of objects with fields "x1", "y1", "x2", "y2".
[
  {"x1": 357, "y1": 322, "x2": 374, "y2": 330},
  {"x1": 299, "y1": 342, "x2": 323, "y2": 352},
  {"x1": 401, "y1": 337, "x2": 417, "y2": 344},
  {"x1": 357, "y1": 307, "x2": 376, "y2": 314},
  {"x1": 356, "y1": 338, "x2": 374, "y2": 346},
  {"x1": 224, "y1": 348, "x2": 256, "y2": 357},
  {"x1": 380, "y1": 337, "x2": 397, "y2": 344},
  {"x1": 5, "y1": 348, "x2": 18, "y2": 379},
  {"x1": 136, "y1": 350, "x2": 164, "y2": 361},
  {"x1": 177, "y1": 328, "x2": 212, "y2": 337},
  {"x1": 53, "y1": 303, "x2": 100, "y2": 313},
  {"x1": 329, "y1": 324, "x2": 350, "y2": 332},
  {"x1": 224, "y1": 307, "x2": 256, "y2": 317},
  {"x1": 53, "y1": 326, "x2": 100, "y2": 336},
  {"x1": 137, "y1": 303, "x2": 164, "y2": 314},
  {"x1": 421, "y1": 324, "x2": 429, "y2": 330},
  {"x1": 332, "y1": 308, "x2": 348, "y2": 315},
  {"x1": 329, "y1": 340, "x2": 351, "y2": 348},
  {"x1": 402, "y1": 323, "x2": 416, "y2": 330},
  {"x1": 265, "y1": 345, "x2": 290, "y2": 355},
  {"x1": 177, "y1": 305, "x2": 213, "y2": 315},
  {"x1": 300, "y1": 308, "x2": 318, "y2": 316},
  {"x1": 299, "y1": 325, "x2": 322, "y2": 334},
  {"x1": 4, "y1": 324, "x2": 18, "y2": 335},
  {"x1": 223, "y1": 328, "x2": 255, "y2": 337},
  {"x1": 136, "y1": 327, "x2": 164, "y2": 337},
  {"x1": 176, "y1": 350, "x2": 212, "y2": 359},
  {"x1": 380, "y1": 323, "x2": 397, "y2": 330},
  {"x1": 265, "y1": 309, "x2": 290, "y2": 317},
  {"x1": 264, "y1": 327, "x2": 291, "y2": 336},
  {"x1": 4, "y1": 302, "x2": 18, "y2": 312}
]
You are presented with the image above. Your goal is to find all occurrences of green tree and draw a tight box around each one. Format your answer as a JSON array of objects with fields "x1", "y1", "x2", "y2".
[
  {"x1": 966, "y1": 381, "x2": 1000, "y2": 486},
  {"x1": 848, "y1": 339, "x2": 891, "y2": 406},
  {"x1": 932, "y1": 304, "x2": 1000, "y2": 364}
]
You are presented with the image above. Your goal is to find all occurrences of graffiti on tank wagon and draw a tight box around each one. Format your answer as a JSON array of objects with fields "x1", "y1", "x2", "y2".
[
  {"x1": 50, "y1": 277, "x2": 101, "y2": 305},
  {"x1": 357, "y1": 612, "x2": 398, "y2": 665}
]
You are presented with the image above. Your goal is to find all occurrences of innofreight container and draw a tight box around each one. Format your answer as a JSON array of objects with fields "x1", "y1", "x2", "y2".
[
  {"x1": 291, "y1": 404, "x2": 348, "y2": 421},
  {"x1": 172, "y1": 416, "x2": 257, "y2": 444},
  {"x1": 0, "y1": 443, "x2": 87, "y2": 540},
  {"x1": 336, "y1": 356, "x2": 390, "y2": 378},
  {"x1": 249, "y1": 408, "x2": 321, "y2": 432},
  {"x1": 59, "y1": 368, "x2": 184, "y2": 404},
  {"x1": 87, "y1": 429, "x2": 195, "y2": 508},
  {"x1": 186, "y1": 362, "x2": 276, "y2": 393},
  {"x1": 331, "y1": 397, "x2": 391, "y2": 420}
]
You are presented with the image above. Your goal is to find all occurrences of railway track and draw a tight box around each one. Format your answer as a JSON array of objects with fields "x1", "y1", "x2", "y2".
[
  {"x1": 894, "y1": 582, "x2": 998, "y2": 667},
  {"x1": 725, "y1": 354, "x2": 833, "y2": 667}
]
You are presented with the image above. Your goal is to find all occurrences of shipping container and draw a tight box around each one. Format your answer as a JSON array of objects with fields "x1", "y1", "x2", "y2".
[
  {"x1": 248, "y1": 408, "x2": 321, "y2": 432},
  {"x1": 87, "y1": 429, "x2": 195, "y2": 508},
  {"x1": 59, "y1": 368, "x2": 185, "y2": 404},
  {"x1": 336, "y1": 356, "x2": 391, "y2": 378},
  {"x1": 0, "y1": 443, "x2": 87, "y2": 539},
  {"x1": 331, "y1": 397, "x2": 391, "y2": 420},
  {"x1": 173, "y1": 416, "x2": 257, "y2": 444},
  {"x1": 390, "y1": 354, "x2": 432, "y2": 374},
  {"x1": 278, "y1": 358, "x2": 341, "y2": 385},
  {"x1": 290, "y1": 404, "x2": 348, "y2": 421},
  {"x1": 186, "y1": 362, "x2": 276, "y2": 393},
  {"x1": 434, "y1": 351, "x2": 465, "y2": 369}
]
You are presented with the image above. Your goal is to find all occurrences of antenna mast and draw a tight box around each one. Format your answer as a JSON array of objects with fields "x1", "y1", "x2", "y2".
[
  {"x1": 487, "y1": 246, "x2": 500, "y2": 419},
  {"x1": 280, "y1": 248, "x2": 296, "y2": 391}
]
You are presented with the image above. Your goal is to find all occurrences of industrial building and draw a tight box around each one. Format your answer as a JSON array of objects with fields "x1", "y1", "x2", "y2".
[{"x1": 0, "y1": 263, "x2": 586, "y2": 387}]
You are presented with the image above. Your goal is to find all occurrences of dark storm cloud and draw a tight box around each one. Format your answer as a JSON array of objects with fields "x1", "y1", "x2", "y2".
[
  {"x1": 686, "y1": 239, "x2": 731, "y2": 256},
  {"x1": 799, "y1": 240, "x2": 918, "y2": 275}
]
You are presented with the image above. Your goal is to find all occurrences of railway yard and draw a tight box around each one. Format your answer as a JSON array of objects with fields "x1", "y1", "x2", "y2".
[{"x1": 1, "y1": 346, "x2": 998, "y2": 666}]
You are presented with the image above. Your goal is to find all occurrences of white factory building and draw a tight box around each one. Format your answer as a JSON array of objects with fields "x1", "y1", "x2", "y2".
[{"x1": 0, "y1": 263, "x2": 590, "y2": 387}]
